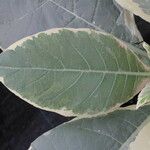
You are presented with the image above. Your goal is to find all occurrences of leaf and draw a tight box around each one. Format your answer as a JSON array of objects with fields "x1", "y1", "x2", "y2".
[
  {"x1": 29, "y1": 105, "x2": 150, "y2": 150},
  {"x1": 0, "y1": 0, "x2": 141, "y2": 49},
  {"x1": 0, "y1": 28, "x2": 150, "y2": 116},
  {"x1": 143, "y1": 42, "x2": 150, "y2": 59},
  {"x1": 130, "y1": 119, "x2": 150, "y2": 150},
  {"x1": 115, "y1": 0, "x2": 150, "y2": 23},
  {"x1": 137, "y1": 83, "x2": 150, "y2": 108}
]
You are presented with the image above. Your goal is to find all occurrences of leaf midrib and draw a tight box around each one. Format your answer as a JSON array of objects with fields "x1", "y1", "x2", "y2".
[{"x1": 0, "y1": 66, "x2": 149, "y2": 76}]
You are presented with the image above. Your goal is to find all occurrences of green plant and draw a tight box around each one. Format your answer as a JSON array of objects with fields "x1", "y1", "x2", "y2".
[{"x1": 0, "y1": 0, "x2": 150, "y2": 150}]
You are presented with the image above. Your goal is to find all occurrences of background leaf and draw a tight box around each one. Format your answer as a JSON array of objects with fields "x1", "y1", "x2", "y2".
[
  {"x1": 29, "y1": 105, "x2": 150, "y2": 150},
  {"x1": 130, "y1": 119, "x2": 150, "y2": 150},
  {"x1": 137, "y1": 83, "x2": 150, "y2": 108},
  {"x1": 0, "y1": 0, "x2": 141, "y2": 49},
  {"x1": 0, "y1": 29, "x2": 149, "y2": 116},
  {"x1": 115, "y1": 0, "x2": 150, "y2": 23},
  {"x1": 143, "y1": 42, "x2": 150, "y2": 59}
]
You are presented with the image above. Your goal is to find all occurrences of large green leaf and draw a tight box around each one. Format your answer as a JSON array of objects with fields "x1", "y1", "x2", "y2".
[
  {"x1": 115, "y1": 0, "x2": 150, "y2": 23},
  {"x1": 29, "y1": 105, "x2": 150, "y2": 150},
  {"x1": 0, "y1": 0, "x2": 142, "y2": 49},
  {"x1": 0, "y1": 29, "x2": 150, "y2": 116}
]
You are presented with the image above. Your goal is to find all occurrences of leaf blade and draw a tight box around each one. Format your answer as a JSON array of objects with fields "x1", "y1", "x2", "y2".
[
  {"x1": 29, "y1": 105, "x2": 150, "y2": 150},
  {"x1": 0, "y1": 0, "x2": 141, "y2": 49},
  {"x1": 137, "y1": 83, "x2": 150, "y2": 108},
  {"x1": 0, "y1": 29, "x2": 149, "y2": 116},
  {"x1": 115, "y1": 0, "x2": 150, "y2": 23}
]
